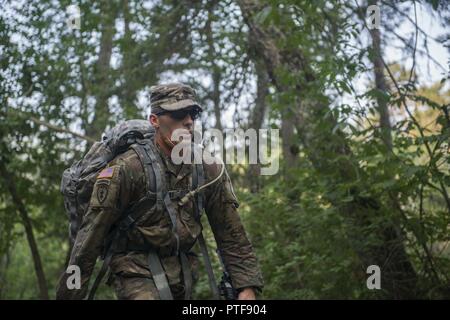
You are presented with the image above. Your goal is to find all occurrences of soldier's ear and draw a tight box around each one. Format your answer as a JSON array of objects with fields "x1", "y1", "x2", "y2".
[{"x1": 149, "y1": 114, "x2": 159, "y2": 129}]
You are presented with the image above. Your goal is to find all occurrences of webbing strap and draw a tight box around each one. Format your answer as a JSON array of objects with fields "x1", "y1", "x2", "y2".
[
  {"x1": 198, "y1": 233, "x2": 220, "y2": 299},
  {"x1": 148, "y1": 250, "x2": 173, "y2": 300},
  {"x1": 196, "y1": 163, "x2": 205, "y2": 217},
  {"x1": 192, "y1": 151, "x2": 220, "y2": 299},
  {"x1": 163, "y1": 192, "x2": 180, "y2": 255},
  {"x1": 142, "y1": 143, "x2": 164, "y2": 212}
]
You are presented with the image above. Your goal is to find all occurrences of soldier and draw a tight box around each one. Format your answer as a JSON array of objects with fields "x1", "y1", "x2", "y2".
[{"x1": 56, "y1": 83, "x2": 263, "y2": 300}]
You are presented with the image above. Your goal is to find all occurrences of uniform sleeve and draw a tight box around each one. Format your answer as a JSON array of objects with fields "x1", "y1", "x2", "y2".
[
  {"x1": 204, "y1": 165, "x2": 264, "y2": 292},
  {"x1": 56, "y1": 163, "x2": 133, "y2": 300}
]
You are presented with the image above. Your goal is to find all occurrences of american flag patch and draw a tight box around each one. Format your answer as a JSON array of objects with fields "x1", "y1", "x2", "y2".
[{"x1": 97, "y1": 167, "x2": 114, "y2": 179}]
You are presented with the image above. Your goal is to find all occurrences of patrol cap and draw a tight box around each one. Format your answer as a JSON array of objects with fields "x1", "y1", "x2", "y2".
[{"x1": 150, "y1": 83, "x2": 203, "y2": 114}]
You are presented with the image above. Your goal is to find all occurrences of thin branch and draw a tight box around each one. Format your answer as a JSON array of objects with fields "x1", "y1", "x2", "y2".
[
  {"x1": 380, "y1": 0, "x2": 442, "y2": 43},
  {"x1": 381, "y1": 63, "x2": 450, "y2": 211},
  {"x1": 29, "y1": 116, "x2": 96, "y2": 143},
  {"x1": 390, "y1": 192, "x2": 443, "y2": 283},
  {"x1": 356, "y1": 0, "x2": 450, "y2": 213},
  {"x1": 387, "y1": 42, "x2": 446, "y2": 72},
  {"x1": 408, "y1": 1, "x2": 418, "y2": 84}
]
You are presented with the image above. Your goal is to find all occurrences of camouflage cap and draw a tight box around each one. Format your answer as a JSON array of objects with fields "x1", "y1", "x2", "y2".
[{"x1": 150, "y1": 83, "x2": 203, "y2": 112}]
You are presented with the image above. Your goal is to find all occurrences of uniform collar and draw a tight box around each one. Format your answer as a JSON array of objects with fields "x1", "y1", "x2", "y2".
[{"x1": 154, "y1": 140, "x2": 192, "y2": 181}]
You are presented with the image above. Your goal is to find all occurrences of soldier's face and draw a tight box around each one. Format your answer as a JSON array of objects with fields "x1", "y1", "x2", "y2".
[{"x1": 150, "y1": 112, "x2": 194, "y2": 148}]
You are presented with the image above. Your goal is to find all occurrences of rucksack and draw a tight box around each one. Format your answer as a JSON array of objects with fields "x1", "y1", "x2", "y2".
[
  {"x1": 60, "y1": 119, "x2": 220, "y2": 300},
  {"x1": 60, "y1": 119, "x2": 155, "y2": 246}
]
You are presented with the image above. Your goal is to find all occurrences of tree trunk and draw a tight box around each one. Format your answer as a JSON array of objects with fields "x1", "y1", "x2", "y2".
[
  {"x1": 368, "y1": 0, "x2": 392, "y2": 150},
  {"x1": 237, "y1": 0, "x2": 418, "y2": 298},
  {"x1": 247, "y1": 58, "x2": 269, "y2": 192},
  {"x1": 121, "y1": 0, "x2": 140, "y2": 119},
  {"x1": 0, "y1": 161, "x2": 49, "y2": 300},
  {"x1": 0, "y1": 251, "x2": 11, "y2": 299},
  {"x1": 86, "y1": 1, "x2": 117, "y2": 140},
  {"x1": 205, "y1": 6, "x2": 223, "y2": 132},
  {"x1": 281, "y1": 110, "x2": 299, "y2": 169}
]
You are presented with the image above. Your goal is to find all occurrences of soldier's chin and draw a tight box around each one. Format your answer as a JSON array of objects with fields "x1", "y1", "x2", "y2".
[
  {"x1": 171, "y1": 139, "x2": 191, "y2": 147},
  {"x1": 172, "y1": 134, "x2": 193, "y2": 146}
]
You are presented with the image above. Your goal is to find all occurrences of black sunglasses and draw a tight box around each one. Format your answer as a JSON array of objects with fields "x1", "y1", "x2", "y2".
[{"x1": 158, "y1": 108, "x2": 201, "y2": 121}]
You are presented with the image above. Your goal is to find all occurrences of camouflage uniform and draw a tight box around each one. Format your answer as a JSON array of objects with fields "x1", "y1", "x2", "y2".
[{"x1": 56, "y1": 84, "x2": 263, "y2": 300}]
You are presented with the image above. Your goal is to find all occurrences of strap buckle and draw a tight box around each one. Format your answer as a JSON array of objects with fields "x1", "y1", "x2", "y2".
[{"x1": 119, "y1": 215, "x2": 135, "y2": 231}]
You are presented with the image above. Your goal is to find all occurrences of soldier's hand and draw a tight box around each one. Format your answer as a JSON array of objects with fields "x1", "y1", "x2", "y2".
[{"x1": 237, "y1": 287, "x2": 256, "y2": 300}]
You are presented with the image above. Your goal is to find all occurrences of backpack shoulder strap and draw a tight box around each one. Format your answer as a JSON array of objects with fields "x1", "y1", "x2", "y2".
[
  {"x1": 191, "y1": 148, "x2": 220, "y2": 299},
  {"x1": 127, "y1": 139, "x2": 181, "y2": 250},
  {"x1": 193, "y1": 163, "x2": 205, "y2": 218},
  {"x1": 192, "y1": 144, "x2": 205, "y2": 219},
  {"x1": 130, "y1": 141, "x2": 158, "y2": 201}
]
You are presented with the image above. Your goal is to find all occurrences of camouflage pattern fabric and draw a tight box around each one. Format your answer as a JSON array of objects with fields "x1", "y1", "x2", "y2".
[
  {"x1": 150, "y1": 83, "x2": 203, "y2": 112},
  {"x1": 56, "y1": 138, "x2": 263, "y2": 300}
]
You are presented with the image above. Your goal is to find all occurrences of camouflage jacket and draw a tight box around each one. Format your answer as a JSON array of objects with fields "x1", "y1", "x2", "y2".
[{"x1": 56, "y1": 140, "x2": 263, "y2": 299}]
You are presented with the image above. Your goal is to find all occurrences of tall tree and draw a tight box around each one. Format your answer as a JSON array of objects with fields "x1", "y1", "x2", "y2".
[
  {"x1": 236, "y1": 0, "x2": 418, "y2": 298},
  {"x1": 0, "y1": 151, "x2": 49, "y2": 300},
  {"x1": 86, "y1": 1, "x2": 118, "y2": 139},
  {"x1": 367, "y1": 0, "x2": 393, "y2": 150}
]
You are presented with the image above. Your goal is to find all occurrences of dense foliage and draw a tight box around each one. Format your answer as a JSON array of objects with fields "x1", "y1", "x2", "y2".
[{"x1": 0, "y1": 0, "x2": 449, "y2": 299}]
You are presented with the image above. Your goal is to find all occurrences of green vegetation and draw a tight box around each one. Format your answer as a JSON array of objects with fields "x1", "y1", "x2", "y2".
[{"x1": 0, "y1": 0, "x2": 449, "y2": 299}]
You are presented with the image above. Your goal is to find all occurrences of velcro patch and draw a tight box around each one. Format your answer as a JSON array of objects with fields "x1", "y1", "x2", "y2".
[
  {"x1": 97, "y1": 183, "x2": 109, "y2": 203},
  {"x1": 97, "y1": 167, "x2": 115, "y2": 179}
]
